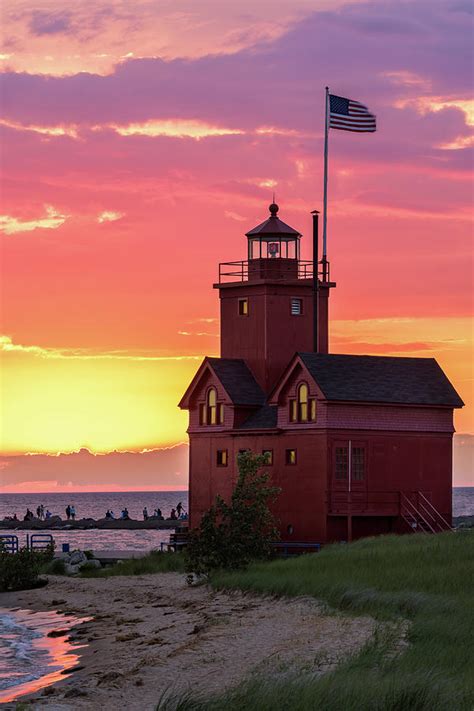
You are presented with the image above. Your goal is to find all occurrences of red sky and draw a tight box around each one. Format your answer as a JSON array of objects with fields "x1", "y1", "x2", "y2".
[{"x1": 0, "y1": 0, "x2": 472, "y2": 490}]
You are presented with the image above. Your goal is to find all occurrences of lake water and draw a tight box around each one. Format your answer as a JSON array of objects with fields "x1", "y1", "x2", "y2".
[
  {"x1": 0, "y1": 491, "x2": 188, "y2": 550},
  {"x1": 0, "y1": 608, "x2": 90, "y2": 703},
  {"x1": 0, "y1": 488, "x2": 472, "y2": 551}
]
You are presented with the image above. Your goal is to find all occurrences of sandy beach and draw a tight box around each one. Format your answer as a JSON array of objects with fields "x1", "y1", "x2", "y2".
[{"x1": 1, "y1": 573, "x2": 386, "y2": 709}]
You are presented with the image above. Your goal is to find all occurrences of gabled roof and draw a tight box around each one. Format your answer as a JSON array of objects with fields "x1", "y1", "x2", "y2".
[
  {"x1": 207, "y1": 358, "x2": 265, "y2": 405},
  {"x1": 239, "y1": 405, "x2": 278, "y2": 430},
  {"x1": 179, "y1": 357, "x2": 265, "y2": 409},
  {"x1": 296, "y1": 353, "x2": 464, "y2": 408}
]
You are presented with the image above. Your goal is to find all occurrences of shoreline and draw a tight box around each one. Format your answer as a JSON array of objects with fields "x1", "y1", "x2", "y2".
[
  {"x1": 0, "y1": 572, "x2": 384, "y2": 710},
  {"x1": 0, "y1": 607, "x2": 91, "y2": 704}
]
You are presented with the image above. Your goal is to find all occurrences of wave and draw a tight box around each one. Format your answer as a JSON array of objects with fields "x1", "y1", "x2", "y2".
[{"x1": 0, "y1": 611, "x2": 52, "y2": 691}]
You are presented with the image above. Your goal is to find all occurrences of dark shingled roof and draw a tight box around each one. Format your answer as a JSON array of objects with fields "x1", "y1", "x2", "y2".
[
  {"x1": 246, "y1": 216, "x2": 301, "y2": 238},
  {"x1": 298, "y1": 353, "x2": 464, "y2": 408},
  {"x1": 208, "y1": 358, "x2": 265, "y2": 406},
  {"x1": 239, "y1": 405, "x2": 278, "y2": 430}
]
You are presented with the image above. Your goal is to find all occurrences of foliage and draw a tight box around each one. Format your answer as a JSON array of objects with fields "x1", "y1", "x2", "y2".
[
  {"x1": 42, "y1": 557, "x2": 67, "y2": 575},
  {"x1": 79, "y1": 550, "x2": 186, "y2": 577},
  {"x1": 0, "y1": 543, "x2": 54, "y2": 592},
  {"x1": 158, "y1": 532, "x2": 474, "y2": 710},
  {"x1": 186, "y1": 451, "x2": 280, "y2": 577}
]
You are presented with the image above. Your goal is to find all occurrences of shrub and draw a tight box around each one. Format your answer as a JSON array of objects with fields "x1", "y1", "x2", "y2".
[
  {"x1": 0, "y1": 544, "x2": 54, "y2": 592},
  {"x1": 186, "y1": 451, "x2": 280, "y2": 576},
  {"x1": 42, "y1": 558, "x2": 67, "y2": 575},
  {"x1": 79, "y1": 550, "x2": 186, "y2": 577}
]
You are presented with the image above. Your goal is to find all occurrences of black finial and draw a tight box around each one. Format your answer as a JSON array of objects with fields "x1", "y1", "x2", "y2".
[{"x1": 269, "y1": 201, "x2": 279, "y2": 216}]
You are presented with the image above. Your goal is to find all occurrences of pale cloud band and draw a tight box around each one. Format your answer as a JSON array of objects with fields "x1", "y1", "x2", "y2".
[
  {"x1": 0, "y1": 336, "x2": 207, "y2": 361},
  {"x1": 0, "y1": 205, "x2": 68, "y2": 235}
]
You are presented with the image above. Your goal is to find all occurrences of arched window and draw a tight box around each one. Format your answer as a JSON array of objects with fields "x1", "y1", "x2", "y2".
[
  {"x1": 199, "y1": 387, "x2": 224, "y2": 426},
  {"x1": 207, "y1": 387, "x2": 217, "y2": 425},
  {"x1": 289, "y1": 382, "x2": 317, "y2": 423},
  {"x1": 298, "y1": 383, "x2": 309, "y2": 421}
]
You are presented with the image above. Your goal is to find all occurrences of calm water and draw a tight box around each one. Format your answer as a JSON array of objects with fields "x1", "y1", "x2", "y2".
[
  {"x1": 0, "y1": 489, "x2": 472, "y2": 551},
  {"x1": 0, "y1": 490, "x2": 188, "y2": 522},
  {"x1": 0, "y1": 608, "x2": 90, "y2": 703}
]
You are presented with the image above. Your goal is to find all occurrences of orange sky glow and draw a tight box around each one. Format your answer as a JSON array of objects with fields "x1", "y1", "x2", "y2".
[{"x1": 0, "y1": 0, "x2": 472, "y2": 490}]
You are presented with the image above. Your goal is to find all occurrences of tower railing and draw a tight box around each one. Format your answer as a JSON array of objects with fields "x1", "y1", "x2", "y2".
[{"x1": 218, "y1": 259, "x2": 330, "y2": 283}]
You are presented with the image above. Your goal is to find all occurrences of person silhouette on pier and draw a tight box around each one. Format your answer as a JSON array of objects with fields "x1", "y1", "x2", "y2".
[
  {"x1": 66, "y1": 505, "x2": 71, "y2": 520},
  {"x1": 176, "y1": 502, "x2": 183, "y2": 517},
  {"x1": 143, "y1": 507, "x2": 148, "y2": 520}
]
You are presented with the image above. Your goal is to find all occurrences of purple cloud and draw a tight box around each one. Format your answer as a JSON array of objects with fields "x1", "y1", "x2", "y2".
[{"x1": 28, "y1": 11, "x2": 72, "y2": 36}]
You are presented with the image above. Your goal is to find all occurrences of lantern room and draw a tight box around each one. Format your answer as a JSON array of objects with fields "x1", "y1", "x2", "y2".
[{"x1": 246, "y1": 203, "x2": 301, "y2": 260}]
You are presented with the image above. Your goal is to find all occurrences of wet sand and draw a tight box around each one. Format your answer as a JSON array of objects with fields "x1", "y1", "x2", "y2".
[{"x1": 1, "y1": 573, "x2": 384, "y2": 709}]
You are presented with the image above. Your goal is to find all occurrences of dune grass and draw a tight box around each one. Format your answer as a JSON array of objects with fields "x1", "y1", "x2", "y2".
[
  {"x1": 80, "y1": 550, "x2": 186, "y2": 577},
  {"x1": 157, "y1": 532, "x2": 474, "y2": 710}
]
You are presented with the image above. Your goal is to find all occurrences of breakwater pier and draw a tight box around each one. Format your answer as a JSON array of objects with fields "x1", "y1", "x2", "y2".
[{"x1": 0, "y1": 516, "x2": 186, "y2": 532}]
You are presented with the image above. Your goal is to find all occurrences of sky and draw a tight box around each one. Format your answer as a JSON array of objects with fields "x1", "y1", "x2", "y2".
[{"x1": 0, "y1": 0, "x2": 473, "y2": 490}]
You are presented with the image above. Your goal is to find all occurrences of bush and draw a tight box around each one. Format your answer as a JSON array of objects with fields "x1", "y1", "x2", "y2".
[
  {"x1": 0, "y1": 544, "x2": 54, "y2": 592},
  {"x1": 186, "y1": 451, "x2": 280, "y2": 576},
  {"x1": 79, "y1": 550, "x2": 186, "y2": 577},
  {"x1": 42, "y1": 558, "x2": 67, "y2": 575}
]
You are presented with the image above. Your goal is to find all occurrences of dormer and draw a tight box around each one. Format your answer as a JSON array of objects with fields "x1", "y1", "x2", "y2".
[{"x1": 178, "y1": 357, "x2": 265, "y2": 432}]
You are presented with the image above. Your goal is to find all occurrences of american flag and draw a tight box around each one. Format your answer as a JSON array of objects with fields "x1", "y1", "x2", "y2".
[{"x1": 329, "y1": 94, "x2": 376, "y2": 132}]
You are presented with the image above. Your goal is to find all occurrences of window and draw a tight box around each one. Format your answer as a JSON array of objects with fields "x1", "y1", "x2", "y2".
[
  {"x1": 352, "y1": 447, "x2": 365, "y2": 481},
  {"x1": 286, "y1": 449, "x2": 297, "y2": 465},
  {"x1": 298, "y1": 383, "x2": 308, "y2": 421},
  {"x1": 290, "y1": 383, "x2": 317, "y2": 423},
  {"x1": 200, "y1": 388, "x2": 224, "y2": 426},
  {"x1": 289, "y1": 399, "x2": 297, "y2": 422},
  {"x1": 262, "y1": 449, "x2": 273, "y2": 465},
  {"x1": 238, "y1": 448, "x2": 250, "y2": 455},
  {"x1": 216, "y1": 449, "x2": 228, "y2": 467},
  {"x1": 238, "y1": 298, "x2": 248, "y2": 316},
  {"x1": 291, "y1": 298, "x2": 303, "y2": 315},
  {"x1": 207, "y1": 387, "x2": 217, "y2": 424},
  {"x1": 335, "y1": 447, "x2": 348, "y2": 480}
]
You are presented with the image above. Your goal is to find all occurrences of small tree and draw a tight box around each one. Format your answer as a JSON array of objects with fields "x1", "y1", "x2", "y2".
[{"x1": 187, "y1": 451, "x2": 281, "y2": 576}]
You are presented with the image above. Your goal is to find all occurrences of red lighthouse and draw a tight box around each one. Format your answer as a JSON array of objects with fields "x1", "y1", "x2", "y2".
[{"x1": 179, "y1": 204, "x2": 463, "y2": 543}]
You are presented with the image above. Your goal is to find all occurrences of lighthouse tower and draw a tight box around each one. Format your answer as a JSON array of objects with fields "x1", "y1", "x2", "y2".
[{"x1": 216, "y1": 202, "x2": 335, "y2": 393}]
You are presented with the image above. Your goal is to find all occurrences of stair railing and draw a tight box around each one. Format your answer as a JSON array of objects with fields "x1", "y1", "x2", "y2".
[
  {"x1": 417, "y1": 492, "x2": 452, "y2": 532},
  {"x1": 400, "y1": 492, "x2": 436, "y2": 533}
]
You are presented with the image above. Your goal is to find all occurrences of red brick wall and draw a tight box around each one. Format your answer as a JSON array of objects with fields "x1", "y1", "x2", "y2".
[
  {"x1": 218, "y1": 281, "x2": 326, "y2": 393},
  {"x1": 189, "y1": 427, "x2": 454, "y2": 540},
  {"x1": 189, "y1": 430, "x2": 329, "y2": 542},
  {"x1": 326, "y1": 403, "x2": 454, "y2": 433}
]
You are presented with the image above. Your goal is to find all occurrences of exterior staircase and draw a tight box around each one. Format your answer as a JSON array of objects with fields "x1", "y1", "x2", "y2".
[{"x1": 400, "y1": 491, "x2": 452, "y2": 533}]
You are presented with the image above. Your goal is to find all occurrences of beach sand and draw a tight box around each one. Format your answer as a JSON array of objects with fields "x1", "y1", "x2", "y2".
[{"x1": 2, "y1": 573, "x2": 381, "y2": 709}]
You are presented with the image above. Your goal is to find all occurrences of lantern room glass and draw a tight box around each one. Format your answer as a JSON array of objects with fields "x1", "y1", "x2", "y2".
[{"x1": 248, "y1": 237, "x2": 300, "y2": 260}]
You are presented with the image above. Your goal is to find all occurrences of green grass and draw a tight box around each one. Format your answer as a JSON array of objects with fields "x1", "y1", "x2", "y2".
[
  {"x1": 157, "y1": 532, "x2": 474, "y2": 710},
  {"x1": 80, "y1": 550, "x2": 186, "y2": 577}
]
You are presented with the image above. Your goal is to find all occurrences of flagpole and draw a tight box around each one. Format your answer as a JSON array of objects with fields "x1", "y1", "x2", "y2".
[{"x1": 322, "y1": 86, "x2": 329, "y2": 281}]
